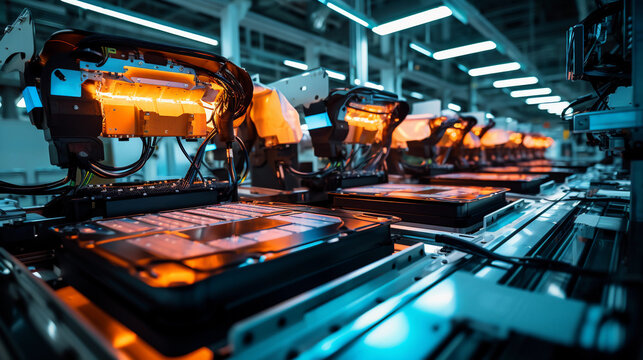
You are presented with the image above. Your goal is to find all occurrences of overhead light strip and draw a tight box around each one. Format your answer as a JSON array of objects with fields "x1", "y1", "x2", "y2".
[
  {"x1": 447, "y1": 103, "x2": 461, "y2": 112},
  {"x1": 468, "y1": 62, "x2": 521, "y2": 76},
  {"x1": 364, "y1": 81, "x2": 384, "y2": 90},
  {"x1": 538, "y1": 101, "x2": 570, "y2": 110},
  {"x1": 283, "y1": 59, "x2": 309, "y2": 71},
  {"x1": 525, "y1": 95, "x2": 561, "y2": 105},
  {"x1": 510, "y1": 88, "x2": 552, "y2": 97},
  {"x1": 372, "y1": 6, "x2": 452, "y2": 35},
  {"x1": 60, "y1": 0, "x2": 219, "y2": 46},
  {"x1": 409, "y1": 42, "x2": 433, "y2": 58},
  {"x1": 492, "y1": 76, "x2": 539, "y2": 88},
  {"x1": 433, "y1": 41, "x2": 496, "y2": 60},
  {"x1": 409, "y1": 91, "x2": 424, "y2": 99},
  {"x1": 325, "y1": 69, "x2": 347, "y2": 81},
  {"x1": 323, "y1": 1, "x2": 371, "y2": 27}
]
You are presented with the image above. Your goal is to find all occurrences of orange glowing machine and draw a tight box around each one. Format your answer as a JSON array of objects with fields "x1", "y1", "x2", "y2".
[
  {"x1": 1, "y1": 20, "x2": 255, "y2": 217},
  {"x1": 241, "y1": 80, "x2": 307, "y2": 191},
  {"x1": 0, "y1": 12, "x2": 398, "y2": 358},
  {"x1": 23, "y1": 30, "x2": 251, "y2": 173},
  {"x1": 387, "y1": 112, "x2": 488, "y2": 175},
  {"x1": 297, "y1": 87, "x2": 409, "y2": 190}
]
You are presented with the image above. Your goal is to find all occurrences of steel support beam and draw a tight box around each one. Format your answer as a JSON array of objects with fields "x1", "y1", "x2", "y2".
[
  {"x1": 350, "y1": 0, "x2": 368, "y2": 84},
  {"x1": 221, "y1": 0, "x2": 251, "y2": 64},
  {"x1": 305, "y1": 45, "x2": 320, "y2": 68},
  {"x1": 380, "y1": 35, "x2": 395, "y2": 92},
  {"x1": 163, "y1": 0, "x2": 389, "y2": 69},
  {"x1": 632, "y1": 0, "x2": 643, "y2": 222},
  {"x1": 400, "y1": 70, "x2": 467, "y2": 94}
]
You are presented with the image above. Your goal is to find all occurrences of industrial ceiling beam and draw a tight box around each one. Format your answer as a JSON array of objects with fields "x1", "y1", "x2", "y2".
[{"x1": 444, "y1": 0, "x2": 576, "y2": 100}]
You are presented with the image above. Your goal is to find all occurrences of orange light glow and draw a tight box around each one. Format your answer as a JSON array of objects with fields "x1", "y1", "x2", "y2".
[
  {"x1": 509, "y1": 132, "x2": 524, "y2": 145},
  {"x1": 344, "y1": 103, "x2": 395, "y2": 144},
  {"x1": 90, "y1": 67, "x2": 223, "y2": 138},
  {"x1": 523, "y1": 134, "x2": 554, "y2": 149},
  {"x1": 57, "y1": 286, "x2": 213, "y2": 360},
  {"x1": 462, "y1": 132, "x2": 481, "y2": 148},
  {"x1": 429, "y1": 116, "x2": 447, "y2": 128},
  {"x1": 138, "y1": 262, "x2": 198, "y2": 287},
  {"x1": 480, "y1": 128, "x2": 510, "y2": 147},
  {"x1": 391, "y1": 114, "x2": 432, "y2": 148}
]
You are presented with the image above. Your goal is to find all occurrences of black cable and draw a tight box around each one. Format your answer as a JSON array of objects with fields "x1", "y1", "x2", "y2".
[
  {"x1": 184, "y1": 129, "x2": 218, "y2": 184},
  {"x1": 0, "y1": 167, "x2": 74, "y2": 195},
  {"x1": 235, "y1": 135, "x2": 250, "y2": 184},
  {"x1": 88, "y1": 137, "x2": 157, "y2": 178},
  {"x1": 532, "y1": 196, "x2": 630, "y2": 203},
  {"x1": 225, "y1": 144, "x2": 238, "y2": 200},
  {"x1": 93, "y1": 138, "x2": 149, "y2": 171},
  {"x1": 282, "y1": 161, "x2": 337, "y2": 178},
  {"x1": 424, "y1": 234, "x2": 643, "y2": 286},
  {"x1": 176, "y1": 137, "x2": 206, "y2": 183}
]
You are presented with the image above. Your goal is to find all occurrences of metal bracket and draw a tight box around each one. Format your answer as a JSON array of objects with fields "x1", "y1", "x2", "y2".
[
  {"x1": 268, "y1": 67, "x2": 329, "y2": 108},
  {"x1": 229, "y1": 243, "x2": 428, "y2": 357},
  {"x1": 572, "y1": 107, "x2": 643, "y2": 133},
  {"x1": 483, "y1": 199, "x2": 527, "y2": 231},
  {"x1": 0, "y1": 9, "x2": 35, "y2": 74},
  {"x1": 539, "y1": 179, "x2": 556, "y2": 193},
  {"x1": 575, "y1": 214, "x2": 627, "y2": 239}
]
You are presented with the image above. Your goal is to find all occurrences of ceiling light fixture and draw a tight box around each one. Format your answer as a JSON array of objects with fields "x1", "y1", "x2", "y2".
[
  {"x1": 60, "y1": 0, "x2": 219, "y2": 46},
  {"x1": 492, "y1": 76, "x2": 539, "y2": 88},
  {"x1": 525, "y1": 95, "x2": 562, "y2": 105},
  {"x1": 325, "y1": 69, "x2": 347, "y2": 81},
  {"x1": 433, "y1": 41, "x2": 497, "y2": 60},
  {"x1": 322, "y1": 1, "x2": 371, "y2": 27},
  {"x1": 510, "y1": 88, "x2": 552, "y2": 97},
  {"x1": 283, "y1": 59, "x2": 309, "y2": 71},
  {"x1": 372, "y1": 6, "x2": 452, "y2": 35},
  {"x1": 538, "y1": 101, "x2": 570, "y2": 110},
  {"x1": 409, "y1": 92, "x2": 424, "y2": 99},
  {"x1": 364, "y1": 81, "x2": 384, "y2": 90},
  {"x1": 409, "y1": 42, "x2": 433, "y2": 58},
  {"x1": 447, "y1": 103, "x2": 461, "y2": 112},
  {"x1": 468, "y1": 62, "x2": 521, "y2": 76}
]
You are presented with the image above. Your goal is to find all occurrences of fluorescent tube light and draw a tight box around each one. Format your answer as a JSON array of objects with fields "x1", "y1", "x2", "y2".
[
  {"x1": 283, "y1": 59, "x2": 309, "y2": 71},
  {"x1": 409, "y1": 42, "x2": 433, "y2": 58},
  {"x1": 433, "y1": 41, "x2": 496, "y2": 60},
  {"x1": 468, "y1": 62, "x2": 521, "y2": 76},
  {"x1": 492, "y1": 76, "x2": 538, "y2": 88},
  {"x1": 538, "y1": 101, "x2": 570, "y2": 110},
  {"x1": 409, "y1": 92, "x2": 424, "y2": 99},
  {"x1": 510, "y1": 88, "x2": 552, "y2": 97},
  {"x1": 325, "y1": 69, "x2": 347, "y2": 81},
  {"x1": 548, "y1": 107, "x2": 573, "y2": 115},
  {"x1": 447, "y1": 103, "x2": 461, "y2": 112},
  {"x1": 60, "y1": 0, "x2": 218, "y2": 46},
  {"x1": 364, "y1": 81, "x2": 384, "y2": 91},
  {"x1": 372, "y1": 6, "x2": 452, "y2": 35},
  {"x1": 325, "y1": 2, "x2": 370, "y2": 27},
  {"x1": 525, "y1": 95, "x2": 561, "y2": 105}
]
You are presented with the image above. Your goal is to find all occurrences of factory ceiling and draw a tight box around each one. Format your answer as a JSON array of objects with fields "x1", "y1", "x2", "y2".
[{"x1": 0, "y1": 0, "x2": 594, "y2": 122}]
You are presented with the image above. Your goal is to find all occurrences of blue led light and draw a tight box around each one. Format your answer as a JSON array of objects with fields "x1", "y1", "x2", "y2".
[
  {"x1": 305, "y1": 112, "x2": 332, "y2": 130},
  {"x1": 22, "y1": 86, "x2": 42, "y2": 113}
]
